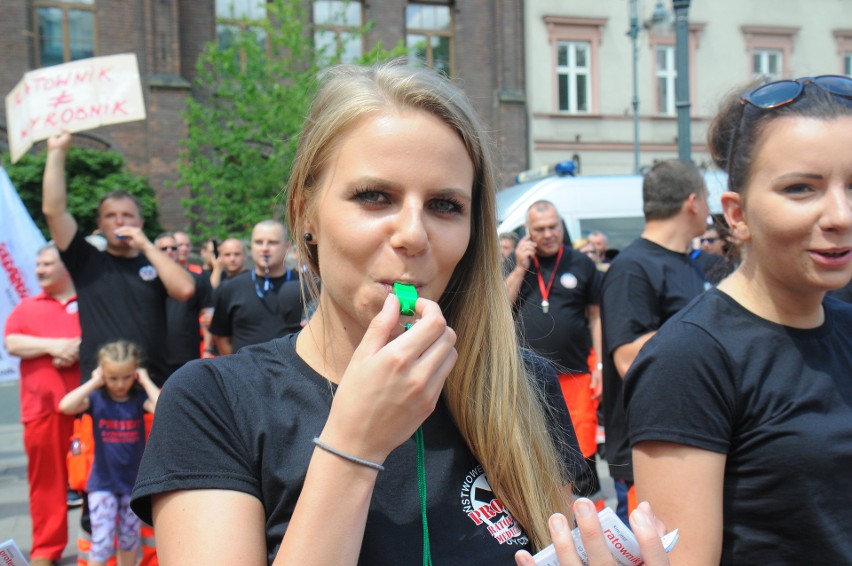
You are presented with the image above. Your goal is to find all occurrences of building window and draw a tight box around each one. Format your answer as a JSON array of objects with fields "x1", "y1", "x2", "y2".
[
  {"x1": 741, "y1": 26, "x2": 798, "y2": 82},
  {"x1": 752, "y1": 48, "x2": 782, "y2": 81},
  {"x1": 313, "y1": 1, "x2": 363, "y2": 65},
  {"x1": 647, "y1": 23, "x2": 703, "y2": 117},
  {"x1": 834, "y1": 30, "x2": 852, "y2": 77},
  {"x1": 556, "y1": 41, "x2": 591, "y2": 113},
  {"x1": 216, "y1": 0, "x2": 267, "y2": 52},
  {"x1": 35, "y1": 0, "x2": 96, "y2": 67},
  {"x1": 655, "y1": 45, "x2": 676, "y2": 116},
  {"x1": 406, "y1": 3, "x2": 452, "y2": 76},
  {"x1": 543, "y1": 16, "x2": 606, "y2": 114}
]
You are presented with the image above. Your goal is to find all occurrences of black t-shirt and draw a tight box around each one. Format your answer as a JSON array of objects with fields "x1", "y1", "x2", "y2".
[
  {"x1": 131, "y1": 335, "x2": 584, "y2": 564},
  {"x1": 599, "y1": 238, "x2": 707, "y2": 481},
  {"x1": 507, "y1": 246, "x2": 601, "y2": 373},
  {"x1": 166, "y1": 270, "x2": 213, "y2": 367},
  {"x1": 209, "y1": 269, "x2": 302, "y2": 352},
  {"x1": 827, "y1": 277, "x2": 852, "y2": 303},
  {"x1": 625, "y1": 290, "x2": 852, "y2": 564},
  {"x1": 60, "y1": 230, "x2": 169, "y2": 385}
]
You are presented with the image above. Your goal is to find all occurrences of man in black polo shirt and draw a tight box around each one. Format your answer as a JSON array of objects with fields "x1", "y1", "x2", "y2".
[
  {"x1": 600, "y1": 159, "x2": 710, "y2": 524},
  {"x1": 209, "y1": 220, "x2": 302, "y2": 354},
  {"x1": 41, "y1": 132, "x2": 195, "y2": 387},
  {"x1": 154, "y1": 232, "x2": 213, "y2": 375},
  {"x1": 504, "y1": 200, "x2": 603, "y2": 500}
]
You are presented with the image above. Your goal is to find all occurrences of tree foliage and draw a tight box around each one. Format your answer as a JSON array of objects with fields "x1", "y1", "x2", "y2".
[
  {"x1": 179, "y1": 0, "x2": 403, "y2": 242},
  {"x1": 2, "y1": 148, "x2": 162, "y2": 240}
]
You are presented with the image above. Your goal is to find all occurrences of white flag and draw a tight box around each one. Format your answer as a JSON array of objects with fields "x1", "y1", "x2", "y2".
[{"x1": 0, "y1": 166, "x2": 46, "y2": 382}]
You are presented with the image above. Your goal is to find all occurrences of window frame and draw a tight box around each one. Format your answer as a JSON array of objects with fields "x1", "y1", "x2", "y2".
[
  {"x1": 405, "y1": 2, "x2": 454, "y2": 76},
  {"x1": 555, "y1": 40, "x2": 592, "y2": 113},
  {"x1": 752, "y1": 48, "x2": 783, "y2": 81},
  {"x1": 833, "y1": 29, "x2": 852, "y2": 77},
  {"x1": 313, "y1": 0, "x2": 364, "y2": 65},
  {"x1": 215, "y1": 0, "x2": 269, "y2": 68},
  {"x1": 654, "y1": 44, "x2": 676, "y2": 116},
  {"x1": 543, "y1": 16, "x2": 606, "y2": 115},
  {"x1": 34, "y1": 0, "x2": 97, "y2": 68},
  {"x1": 647, "y1": 23, "x2": 703, "y2": 117},
  {"x1": 741, "y1": 25, "x2": 799, "y2": 81}
]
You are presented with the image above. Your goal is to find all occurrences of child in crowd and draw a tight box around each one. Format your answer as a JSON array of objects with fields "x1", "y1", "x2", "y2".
[{"x1": 59, "y1": 340, "x2": 159, "y2": 566}]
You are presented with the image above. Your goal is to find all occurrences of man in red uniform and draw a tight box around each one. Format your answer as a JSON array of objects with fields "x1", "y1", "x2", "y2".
[{"x1": 4, "y1": 243, "x2": 81, "y2": 566}]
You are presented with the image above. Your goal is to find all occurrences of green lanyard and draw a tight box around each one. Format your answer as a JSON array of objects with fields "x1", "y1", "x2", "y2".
[
  {"x1": 415, "y1": 426, "x2": 432, "y2": 566},
  {"x1": 394, "y1": 282, "x2": 432, "y2": 565}
]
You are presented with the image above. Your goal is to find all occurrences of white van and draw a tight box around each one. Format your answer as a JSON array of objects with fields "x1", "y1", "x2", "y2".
[{"x1": 496, "y1": 170, "x2": 729, "y2": 250}]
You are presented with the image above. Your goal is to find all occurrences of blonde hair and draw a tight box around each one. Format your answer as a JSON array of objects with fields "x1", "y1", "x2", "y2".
[
  {"x1": 97, "y1": 340, "x2": 142, "y2": 368},
  {"x1": 286, "y1": 60, "x2": 571, "y2": 549}
]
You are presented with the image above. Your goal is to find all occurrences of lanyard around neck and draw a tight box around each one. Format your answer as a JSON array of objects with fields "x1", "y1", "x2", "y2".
[
  {"x1": 531, "y1": 245, "x2": 564, "y2": 305},
  {"x1": 251, "y1": 269, "x2": 270, "y2": 299}
]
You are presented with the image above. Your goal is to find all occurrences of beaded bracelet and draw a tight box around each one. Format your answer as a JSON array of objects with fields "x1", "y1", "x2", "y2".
[{"x1": 312, "y1": 438, "x2": 385, "y2": 471}]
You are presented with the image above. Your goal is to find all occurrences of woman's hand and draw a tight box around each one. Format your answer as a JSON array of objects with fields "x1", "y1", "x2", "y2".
[
  {"x1": 319, "y1": 293, "x2": 457, "y2": 465},
  {"x1": 514, "y1": 499, "x2": 670, "y2": 566}
]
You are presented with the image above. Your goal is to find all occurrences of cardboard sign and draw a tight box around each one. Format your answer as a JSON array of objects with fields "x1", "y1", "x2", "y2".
[{"x1": 5, "y1": 53, "x2": 147, "y2": 163}]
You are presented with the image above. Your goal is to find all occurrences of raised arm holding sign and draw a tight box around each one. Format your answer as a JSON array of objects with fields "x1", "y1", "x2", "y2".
[{"x1": 41, "y1": 131, "x2": 194, "y2": 388}]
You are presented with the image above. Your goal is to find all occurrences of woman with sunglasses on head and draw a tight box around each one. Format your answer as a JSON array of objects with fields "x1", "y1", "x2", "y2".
[
  {"x1": 626, "y1": 75, "x2": 852, "y2": 565},
  {"x1": 130, "y1": 60, "x2": 669, "y2": 565}
]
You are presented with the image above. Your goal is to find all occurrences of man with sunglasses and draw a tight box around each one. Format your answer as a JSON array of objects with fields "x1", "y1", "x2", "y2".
[
  {"x1": 691, "y1": 224, "x2": 734, "y2": 285},
  {"x1": 155, "y1": 233, "x2": 213, "y2": 375}
]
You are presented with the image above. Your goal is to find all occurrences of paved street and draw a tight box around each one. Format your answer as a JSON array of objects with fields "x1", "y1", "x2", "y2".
[{"x1": 0, "y1": 380, "x2": 78, "y2": 564}]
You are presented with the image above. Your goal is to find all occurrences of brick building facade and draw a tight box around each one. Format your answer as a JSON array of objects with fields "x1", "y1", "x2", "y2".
[{"x1": 0, "y1": 0, "x2": 527, "y2": 231}]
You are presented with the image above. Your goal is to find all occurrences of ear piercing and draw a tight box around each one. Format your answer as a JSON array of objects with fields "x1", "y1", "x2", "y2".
[{"x1": 304, "y1": 233, "x2": 313, "y2": 242}]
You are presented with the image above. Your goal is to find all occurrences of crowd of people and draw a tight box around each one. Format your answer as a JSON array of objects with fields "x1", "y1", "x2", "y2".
[
  {"x1": 4, "y1": 60, "x2": 851, "y2": 566},
  {"x1": 4, "y1": 133, "x2": 308, "y2": 565}
]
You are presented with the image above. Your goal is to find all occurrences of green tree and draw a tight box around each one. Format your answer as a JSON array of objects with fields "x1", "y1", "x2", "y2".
[
  {"x1": 3, "y1": 148, "x2": 163, "y2": 240},
  {"x1": 180, "y1": 0, "x2": 403, "y2": 242}
]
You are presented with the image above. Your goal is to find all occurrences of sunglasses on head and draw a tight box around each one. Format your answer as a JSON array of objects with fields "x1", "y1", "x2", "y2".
[
  {"x1": 727, "y1": 75, "x2": 852, "y2": 192},
  {"x1": 700, "y1": 237, "x2": 718, "y2": 244},
  {"x1": 741, "y1": 75, "x2": 852, "y2": 110}
]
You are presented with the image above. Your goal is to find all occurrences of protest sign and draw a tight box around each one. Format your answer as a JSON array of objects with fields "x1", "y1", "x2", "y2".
[
  {"x1": 0, "y1": 166, "x2": 46, "y2": 382},
  {"x1": 5, "y1": 53, "x2": 146, "y2": 163},
  {"x1": 0, "y1": 539, "x2": 28, "y2": 566}
]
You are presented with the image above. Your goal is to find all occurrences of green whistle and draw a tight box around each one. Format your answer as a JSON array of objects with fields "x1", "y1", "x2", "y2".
[{"x1": 393, "y1": 282, "x2": 418, "y2": 317}]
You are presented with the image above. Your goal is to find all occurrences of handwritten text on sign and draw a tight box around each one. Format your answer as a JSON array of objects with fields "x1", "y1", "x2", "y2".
[{"x1": 5, "y1": 53, "x2": 147, "y2": 163}]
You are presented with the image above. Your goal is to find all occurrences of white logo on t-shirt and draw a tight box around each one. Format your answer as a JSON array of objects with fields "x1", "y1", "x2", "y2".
[
  {"x1": 460, "y1": 464, "x2": 528, "y2": 546},
  {"x1": 560, "y1": 273, "x2": 578, "y2": 289},
  {"x1": 66, "y1": 300, "x2": 78, "y2": 314},
  {"x1": 139, "y1": 265, "x2": 158, "y2": 281}
]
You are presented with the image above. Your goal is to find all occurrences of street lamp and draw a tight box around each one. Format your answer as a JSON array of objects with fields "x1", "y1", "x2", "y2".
[
  {"x1": 673, "y1": 0, "x2": 692, "y2": 163},
  {"x1": 628, "y1": 0, "x2": 668, "y2": 174}
]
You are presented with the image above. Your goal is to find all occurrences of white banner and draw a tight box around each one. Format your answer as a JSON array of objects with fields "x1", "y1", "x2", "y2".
[
  {"x1": 0, "y1": 166, "x2": 46, "y2": 382},
  {"x1": 5, "y1": 53, "x2": 147, "y2": 163}
]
